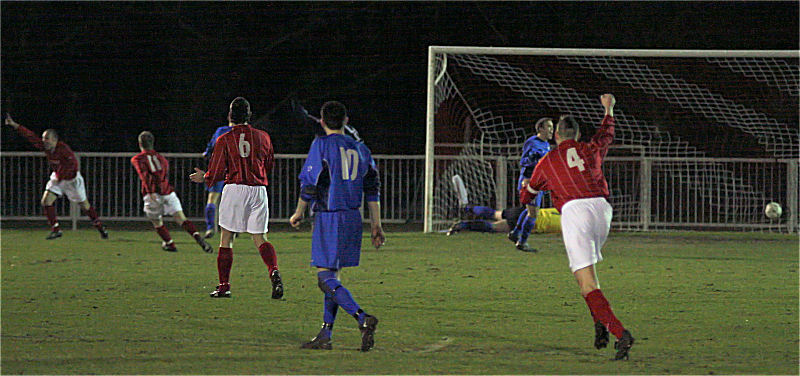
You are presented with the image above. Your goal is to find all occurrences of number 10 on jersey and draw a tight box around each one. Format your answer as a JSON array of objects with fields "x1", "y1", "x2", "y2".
[{"x1": 339, "y1": 147, "x2": 358, "y2": 180}]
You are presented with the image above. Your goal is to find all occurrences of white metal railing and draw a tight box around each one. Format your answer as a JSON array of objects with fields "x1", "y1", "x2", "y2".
[
  {"x1": 0, "y1": 152, "x2": 426, "y2": 228},
  {"x1": 1, "y1": 152, "x2": 796, "y2": 233}
]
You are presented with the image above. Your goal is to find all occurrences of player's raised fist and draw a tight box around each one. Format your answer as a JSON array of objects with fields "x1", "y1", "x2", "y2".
[
  {"x1": 4, "y1": 114, "x2": 20, "y2": 129},
  {"x1": 600, "y1": 94, "x2": 615, "y2": 109}
]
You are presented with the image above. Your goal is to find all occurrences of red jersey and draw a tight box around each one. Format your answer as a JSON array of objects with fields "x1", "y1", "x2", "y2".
[
  {"x1": 16, "y1": 125, "x2": 79, "y2": 180},
  {"x1": 131, "y1": 150, "x2": 174, "y2": 196},
  {"x1": 527, "y1": 115, "x2": 615, "y2": 212},
  {"x1": 204, "y1": 124, "x2": 274, "y2": 187}
]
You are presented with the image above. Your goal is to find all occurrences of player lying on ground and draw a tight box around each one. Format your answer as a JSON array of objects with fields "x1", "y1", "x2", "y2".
[
  {"x1": 290, "y1": 101, "x2": 385, "y2": 352},
  {"x1": 131, "y1": 131, "x2": 213, "y2": 253},
  {"x1": 4, "y1": 114, "x2": 108, "y2": 240},
  {"x1": 190, "y1": 97, "x2": 282, "y2": 300},
  {"x1": 521, "y1": 93, "x2": 634, "y2": 360},
  {"x1": 447, "y1": 205, "x2": 561, "y2": 242}
]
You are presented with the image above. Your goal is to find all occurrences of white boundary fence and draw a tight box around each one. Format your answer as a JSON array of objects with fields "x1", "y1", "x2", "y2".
[{"x1": 1, "y1": 151, "x2": 796, "y2": 233}]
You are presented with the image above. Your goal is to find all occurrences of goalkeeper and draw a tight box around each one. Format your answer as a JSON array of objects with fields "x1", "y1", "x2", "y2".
[{"x1": 447, "y1": 205, "x2": 561, "y2": 241}]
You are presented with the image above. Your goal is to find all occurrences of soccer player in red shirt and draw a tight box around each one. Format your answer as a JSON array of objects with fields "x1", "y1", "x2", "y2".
[
  {"x1": 131, "y1": 131, "x2": 212, "y2": 253},
  {"x1": 520, "y1": 94, "x2": 634, "y2": 360},
  {"x1": 4, "y1": 114, "x2": 108, "y2": 240},
  {"x1": 189, "y1": 97, "x2": 282, "y2": 299}
]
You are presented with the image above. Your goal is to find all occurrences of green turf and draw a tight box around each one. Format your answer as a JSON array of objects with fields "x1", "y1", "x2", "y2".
[{"x1": 1, "y1": 227, "x2": 797, "y2": 374}]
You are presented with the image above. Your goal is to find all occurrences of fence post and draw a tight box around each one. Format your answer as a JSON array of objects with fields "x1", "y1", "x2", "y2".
[
  {"x1": 639, "y1": 158, "x2": 651, "y2": 231},
  {"x1": 71, "y1": 154, "x2": 80, "y2": 230},
  {"x1": 495, "y1": 156, "x2": 507, "y2": 210},
  {"x1": 787, "y1": 159, "x2": 798, "y2": 234}
]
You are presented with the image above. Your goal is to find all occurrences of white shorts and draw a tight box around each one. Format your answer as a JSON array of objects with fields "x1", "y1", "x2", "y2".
[
  {"x1": 560, "y1": 197, "x2": 613, "y2": 272},
  {"x1": 143, "y1": 192, "x2": 183, "y2": 217},
  {"x1": 45, "y1": 171, "x2": 87, "y2": 203},
  {"x1": 218, "y1": 184, "x2": 269, "y2": 234}
]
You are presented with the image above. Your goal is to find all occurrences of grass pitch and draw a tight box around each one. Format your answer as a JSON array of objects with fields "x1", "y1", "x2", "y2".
[{"x1": 1, "y1": 225, "x2": 797, "y2": 374}]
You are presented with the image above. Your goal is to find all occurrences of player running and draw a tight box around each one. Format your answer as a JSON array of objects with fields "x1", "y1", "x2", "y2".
[
  {"x1": 189, "y1": 97, "x2": 282, "y2": 299},
  {"x1": 290, "y1": 101, "x2": 385, "y2": 352},
  {"x1": 508, "y1": 117, "x2": 553, "y2": 252},
  {"x1": 131, "y1": 131, "x2": 213, "y2": 253},
  {"x1": 201, "y1": 123, "x2": 233, "y2": 239},
  {"x1": 520, "y1": 94, "x2": 634, "y2": 360},
  {"x1": 4, "y1": 114, "x2": 108, "y2": 240}
]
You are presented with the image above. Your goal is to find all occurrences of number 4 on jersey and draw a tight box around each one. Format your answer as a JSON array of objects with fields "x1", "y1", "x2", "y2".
[{"x1": 566, "y1": 147, "x2": 585, "y2": 171}]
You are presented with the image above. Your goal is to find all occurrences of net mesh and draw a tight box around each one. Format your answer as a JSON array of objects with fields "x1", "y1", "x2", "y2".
[{"x1": 431, "y1": 51, "x2": 799, "y2": 232}]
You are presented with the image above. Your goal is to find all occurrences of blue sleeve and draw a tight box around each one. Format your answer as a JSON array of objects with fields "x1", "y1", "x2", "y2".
[
  {"x1": 298, "y1": 138, "x2": 324, "y2": 202},
  {"x1": 203, "y1": 127, "x2": 224, "y2": 157},
  {"x1": 360, "y1": 143, "x2": 381, "y2": 202}
]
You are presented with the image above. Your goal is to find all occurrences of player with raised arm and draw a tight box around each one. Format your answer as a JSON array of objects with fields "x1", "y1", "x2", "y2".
[
  {"x1": 508, "y1": 117, "x2": 553, "y2": 252},
  {"x1": 4, "y1": 114, "x2": 108, "y2": 240},
  {"x1": 201, "y1": 123, "x2": 233, "y2": 239},
  {"x1": 132, "y1": 131, "x2": 213, "y2": 253},
  {"x1": 189, "y1": 97, "x2": 283, "y2": 299},
  {"x1": 521, "y1": 94, "x2": 634, "y2": 360},
  {"x1": 290, "y1": 101, "x2": 385, "y2": 352}
]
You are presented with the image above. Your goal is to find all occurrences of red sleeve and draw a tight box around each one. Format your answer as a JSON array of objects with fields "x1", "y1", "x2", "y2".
[
  {"x1": 204, "y1": 136, "x2": 228, "y2": 187},
  {"x1": 16, "y1": 125, "x2": 45, "y2": 150},
  {"x1": 589, "y1": 115, "x2": 615, "y2": 161},
  {"x1": 131, "y1": 155, "x2": 155, "y2": 194},
  {"x1": 521, "y1": 158, "x2": 549, "y2": 204}
]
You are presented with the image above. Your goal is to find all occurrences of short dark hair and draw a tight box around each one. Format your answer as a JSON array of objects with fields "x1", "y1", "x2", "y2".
[
  {"x1": 321, "y1": 101, "x2": 347, "y2": 130},
  {"x1": 535, "y1": 117, "x2": 553, "y2": 132},
  {"x1": 557, "y1": 115, "x2": 580, "y2": 140},
  {"x1": 138, "y1": 131, "x2": 155, "y2": 149},
  {"x1": 43, "y1": 129, "x2": 59, "y2": 140},
  {"x1": 229, "y1": 97, "x2": 251, "y2": 124}
]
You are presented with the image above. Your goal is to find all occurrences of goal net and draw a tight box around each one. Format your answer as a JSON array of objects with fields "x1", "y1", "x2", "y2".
[{"x1": 424, "y1": 47, "x2": 799, "y2": 233}]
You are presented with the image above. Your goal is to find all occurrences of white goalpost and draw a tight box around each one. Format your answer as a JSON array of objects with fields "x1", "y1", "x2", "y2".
[{"x1": 424, "y1": 47, "x2": 799, "y2": 233}]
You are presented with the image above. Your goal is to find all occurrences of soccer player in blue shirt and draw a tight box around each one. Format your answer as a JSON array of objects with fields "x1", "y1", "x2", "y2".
[
  {"x1": 508, "y1": 117, "x2": 553, "y2": 252},
  {"x1": 290, "y1": 101, "x2": 385, "y2": 352},
  {"x1": 201, "y1": 124, "x2": 233, "y2": 238}
]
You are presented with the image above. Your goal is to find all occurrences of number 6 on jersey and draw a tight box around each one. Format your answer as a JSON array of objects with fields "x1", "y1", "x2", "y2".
[{"x1": 566, "y1": 147, "x2": 585, "y2": 171}]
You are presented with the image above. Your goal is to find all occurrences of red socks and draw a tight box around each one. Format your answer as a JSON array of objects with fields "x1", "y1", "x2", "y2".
[
  {"x1": 584, "y1": 289, "x2": 625, "y2": 339},
  {"x1": 181, "y1": 220, "x2": 199, "y2": 237},
  {"x1": 43, "y1": 205, "x2": 59, "y2": 232},
  {"x1": 258, "y1": 242, "x2": 278, "y2": 274},
  {"x1": 81, "y1": 206, "x2": 103, "y2": 229},
  {"x1": 155, "y1": 225, "x2": 172, "y2": 243},
  {"x1": 217, "y1": 247, "x2": 233, "y2": 285}
]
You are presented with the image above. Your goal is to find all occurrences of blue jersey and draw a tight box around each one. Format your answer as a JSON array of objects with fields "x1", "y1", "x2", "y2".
[
  {"x1": 518, "y1": 135, "x2": 550, "y2": 190},
  {"x1": 203, "y1": 125, "x2": 233, "y2": 157},
  {"x1": 299, "y1": 133, "x2": 380, "y2": 212}
]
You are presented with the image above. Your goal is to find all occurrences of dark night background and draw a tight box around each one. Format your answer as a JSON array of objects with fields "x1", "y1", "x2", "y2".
[{"x1": 1, "y1": 1, "x2": 798, "y2": 155}]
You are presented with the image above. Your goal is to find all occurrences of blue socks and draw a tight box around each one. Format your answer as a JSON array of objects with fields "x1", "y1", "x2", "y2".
[
  {"x1": 323, "y1": 292, "x2": 339, "y2": 324},
  {"x1": 318, "y1": 270, "x2": 361, "y2": 319},
  {"x1": 204, "y1": 203, "x2": 216, "y2": 231},
  {"x1": 518, "y1": 216, "x2": 537, "y2": 244},
  {"x1": 510, "y1": 208, "x2": 529, "y2": 238}
]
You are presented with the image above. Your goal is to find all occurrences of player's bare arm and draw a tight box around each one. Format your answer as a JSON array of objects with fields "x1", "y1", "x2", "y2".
[
  {"x1": 367, "y1": 201, "x2": 385, "y2": 249},
  {"x1": 289, "y1": 197, "x2": 308, "y2": 228},
  {"x1": 600, "y1": 94, "x2": 615, "y2": 116},
  {"x1": 189, "y1": 167, "x2": 205, "y2": 183},
  {"x1": 4, "y1": 114, "x2": 20, "y2": 129}
]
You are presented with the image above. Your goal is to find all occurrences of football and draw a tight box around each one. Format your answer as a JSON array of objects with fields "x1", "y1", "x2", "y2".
[{"x1": 764, "y1": 202, "x2": 782, "y2": 219}]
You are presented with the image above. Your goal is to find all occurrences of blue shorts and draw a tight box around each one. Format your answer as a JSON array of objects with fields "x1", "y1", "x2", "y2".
[
  {"x1": 206, "y1": 181, "x2": 225, "y2": 193},
  {"x1": 311, "y1": 209, "x2": 363, "y2": 270}
]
